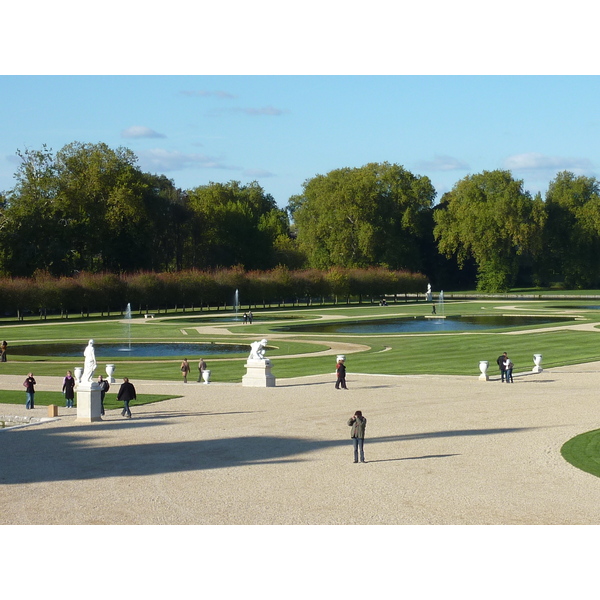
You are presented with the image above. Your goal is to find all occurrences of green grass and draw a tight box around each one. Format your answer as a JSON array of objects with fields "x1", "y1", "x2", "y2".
[
  {"x1": 561, "y1": 430, "x2": 600, "y2": 478},
  {"x1": 0, "y1": 389, "x2": 181, "y2": 410},
  {"x1": 2, "y1": 297, "x2": 600, "y2": 383}
]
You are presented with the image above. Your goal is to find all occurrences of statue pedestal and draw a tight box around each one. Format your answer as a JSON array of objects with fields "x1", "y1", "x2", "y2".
[
  {"x1": 76, "y1": 382, "x2": 102, "y2": 422},
  {"x1": 242, "y1": 359, "x2": 276, "y2": 387}
]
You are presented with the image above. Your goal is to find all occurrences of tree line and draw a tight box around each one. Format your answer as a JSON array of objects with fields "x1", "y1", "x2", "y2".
[
  {"x1": 0, "y1": 267, "x2": 426, "y2": 318},
  {"x1": 1, "y1": 142, "x2": 599, "y2": 292}
]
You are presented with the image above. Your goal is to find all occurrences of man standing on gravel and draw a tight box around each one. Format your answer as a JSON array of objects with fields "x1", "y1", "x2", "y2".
[
  {"x1": 117, "y1": 377, "x2": 136, "y2": 419},
  {"x1": 497, "y1": 352, "x2": 508, "y2": 382},
  {"x1": 348, "y1": 410, "x2": 367, "y2": 463}
]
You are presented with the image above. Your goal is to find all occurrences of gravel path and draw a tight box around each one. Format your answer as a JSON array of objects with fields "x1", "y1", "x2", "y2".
[{"x1": 2, "y1": 363, "x2": 600, "y2": 525}]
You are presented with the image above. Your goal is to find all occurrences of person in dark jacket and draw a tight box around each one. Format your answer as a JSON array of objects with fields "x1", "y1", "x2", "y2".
[
  {"x1": 117, "y1": 377, "x2": 136, "y2": 418},
  {"x1": 97, "y1": 375, "x2": 110, "y2": 415},
  {"x1": 497, "y1": 352, "x2": 508, "y2": 382},
  {"x1": 347, "y1": 410, "x2": 367, "y2": 463},
  {"x1": 62, "y1": 370, "x2": 76, "y2": 408},
  {"x1": 24, "y1": 373, "x2": 36, "y2": 409},
  {"x1": 335, "y1": 358, "x2": 347, "y2": 389}
]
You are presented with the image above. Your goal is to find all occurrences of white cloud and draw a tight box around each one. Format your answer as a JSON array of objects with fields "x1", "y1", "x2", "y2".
[
  {"x1": 242, "y1": 168, "x2": 275, "y2": 178},
  {"x1": 209, "y1": 106, "x2": 288, "y2": 117},
  {"x1": 416, "y1": 154, "x2": 470, "y2": 171},
  {"x1": 121, "y1": 126, "x2": 166, "y2": 139},
  {"x1": 503, "y1": 152, "x2": 593, "y2": 172},
  {"x1": 137, "y1": 148, "x2": 237, "y2": 172}
]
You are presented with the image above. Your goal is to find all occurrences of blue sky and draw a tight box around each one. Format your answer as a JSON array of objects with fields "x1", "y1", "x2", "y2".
[
  {"x1": 2, "y1": 75, "x2": 599, "y2": 208},
  {"x1": 2, "y1": 3, "x2": 599, "y2": 213}
]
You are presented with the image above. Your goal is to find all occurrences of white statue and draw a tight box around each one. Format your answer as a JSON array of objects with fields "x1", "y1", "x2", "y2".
[
  {"x1": 82, "y1": 339, "x2": 97, "y2": 383},
  {"x1": 248, "y1": 339, "x2": 268, "y2": 360},
  {"x1": 426, "y1": 283, "x2": 433, "y2": 302}
]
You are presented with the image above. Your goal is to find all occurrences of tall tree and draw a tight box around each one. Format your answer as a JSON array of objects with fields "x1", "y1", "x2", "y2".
[
  {"x1": 289, "y1": 162, "x2": 435, "y2": 270},
  {"x1": 542, "y1": 171, "x2": 600, "y2": 287},
  {"x1": 186, "y1": 181, "x2": 292, "y2": 270},
  {"x1": 433, "y1": 170, "x2": 545, "y2": 292}
]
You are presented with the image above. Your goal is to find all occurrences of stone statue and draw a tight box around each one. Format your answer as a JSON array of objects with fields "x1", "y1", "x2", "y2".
[
  {"x1": 248, "y1": 339, "x2": 268, "y2": 360},
  {"x1": 426, "y1": 283, "x2": 433, "y2": 302},
  {"x1": 82, "y1": 339, "x2": 97, "y2": 383}
]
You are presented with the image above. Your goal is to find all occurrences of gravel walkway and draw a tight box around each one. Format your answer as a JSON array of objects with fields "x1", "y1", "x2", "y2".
[{"x1": 1, "y1": 363, "x2": 600, "y2": 525}]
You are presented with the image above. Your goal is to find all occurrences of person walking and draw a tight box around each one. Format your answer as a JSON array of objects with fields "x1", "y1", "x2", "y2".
[
  {"x1": 497, "y1": 352, "x2": 508, "y2": 382},
  {"x1": 117, "y1": 377, "x2": 136, "y2": 419},
  {"x1": 180, "y1": 358, "x2": 190, "y2": 383},
  {"x1": 504, "y1": 355, "x2": 514, "y2": 383},
  {"x1": 348, "y1": 410, "x2": 367, "y2": 463},
  {"x1": 243, "y1": 312, "x2": 248, "y2": 324},
  {"x1": 248, "y1": 310, "x2": 253, "y2": 324},
  {"x1": 197, "y1": 358, "x2": 207, "y2": 382},
  {"x1": 24, "y1": 373, "x2": 36, "y2": 409},
  {"x1": 97, "y1": 374, "x2": 110, "y2": 415},
  {"x1": 335, "y1": 358, "x2": 347, "y2": 389},
  {"x1": 62, "y1": 370, "x2": 76, "y2": 408},
  {"x1": 1, "y1": 340, "x2": 7, "y2": 362}
]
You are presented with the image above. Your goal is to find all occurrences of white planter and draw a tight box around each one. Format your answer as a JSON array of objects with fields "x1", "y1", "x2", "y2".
[
  {"x1": 336, "y1": 355, "x2": 346, "y2": 363},
  {"x1": 202, "y1": 369, "x2": 211, "y2": 384},
  {"x1": 74, "y1": 367, "x2": 83, "y2": 384},
  {"x1": 533, "y1": 354, "x2": 543, "y2": 373},
  {"x1": 106, "y1": 363, "x2": 116, "y2": 383},
  {"x1": 479, "y1": 360, "x2": 489, "y2": 381}
]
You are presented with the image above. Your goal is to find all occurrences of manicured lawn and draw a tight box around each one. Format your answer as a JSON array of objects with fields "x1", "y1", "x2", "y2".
[
  {"x1": 561, "y1": 430, "x2": 600, "y2": 478},
  {"x1": 2, "y1": 297, "x2": 600, "y2": 383},
  {"x1": 0, "y1": 389, "x2": 180, "y2": 410}
]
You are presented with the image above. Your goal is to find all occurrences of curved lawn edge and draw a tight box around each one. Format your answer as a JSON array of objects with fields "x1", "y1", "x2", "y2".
[{"x1": 561, "y1": 429, "x2": 600, "y2": 478}]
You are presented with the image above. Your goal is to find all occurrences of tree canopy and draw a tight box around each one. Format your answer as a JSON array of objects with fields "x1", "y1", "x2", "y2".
[
  {"x1": 433, "y1": 170, "x2": 546, "y2": 292},
  {"x1": 289, "y1": 162, "x2": 436, "y2": 271}
]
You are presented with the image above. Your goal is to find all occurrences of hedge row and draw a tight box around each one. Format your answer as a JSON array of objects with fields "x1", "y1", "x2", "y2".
[{"x1": 0, "y1": 267, "x2": 428, "y2": 318}]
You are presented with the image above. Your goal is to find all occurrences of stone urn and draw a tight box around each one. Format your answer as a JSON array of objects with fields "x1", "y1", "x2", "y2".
[
  {"x1": 478, "y1": 360, "x2": 489, "y2": 381},
  {"x1": 201, "y1": 369, "x2": 211, "y2": 384},
  {"x1": 74, "y1": 367, "x2": 83, "y2": 384},
  {"x1": 336, "y1": 355, "x2": 346, "y2": 363},
  {"x1": 533, "y1": 354, "x2": 543, "y2": 373},
  {"x1": 106, "y1": 363, "x2": 116, "y2": 383}
]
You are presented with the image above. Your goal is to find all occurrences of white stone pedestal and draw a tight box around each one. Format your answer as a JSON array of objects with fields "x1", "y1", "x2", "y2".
[
  {"x1": 76, "y1": 382, "x2": 103, "y2": 422},
  {"x1": 242, "y1": 359, "x2": 276, "y2": 387}
]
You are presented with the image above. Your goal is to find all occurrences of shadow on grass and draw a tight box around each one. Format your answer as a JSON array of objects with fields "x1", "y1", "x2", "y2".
[{"x1": 0, "y1": 423, "x2": 538, "y2": 485}]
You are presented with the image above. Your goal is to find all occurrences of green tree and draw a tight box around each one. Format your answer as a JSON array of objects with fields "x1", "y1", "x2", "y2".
[
  {"x1": 543, "y1": 171, "x2": 600, "y2": 287},
  {"x1": 433, "y1": 170, "x2": 544, "y2": 292},
  {"x1": 289, "y1": 162, "x2": 435, "y2": 270},
  {"x1": 186, "y1": 181, "x2": 292, "y2": 270}
]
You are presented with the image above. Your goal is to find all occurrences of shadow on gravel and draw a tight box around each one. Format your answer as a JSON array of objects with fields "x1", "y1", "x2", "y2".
[{"x1": 0, "y1": 424, "x2": 538, "y2": 485}]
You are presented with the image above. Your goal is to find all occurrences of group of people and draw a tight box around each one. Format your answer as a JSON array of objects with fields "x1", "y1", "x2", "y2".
[
  {"x1": 23, "y1": 371, "x2": 136, "y2": 418},
  {"x1": 242, "y1": 311, "x2": 253, "y2": 324},
  {"x1": 180, "y1": 358, "x2": 208, "y2": 383},
  {"x1": 496, "y1": 352, "x2": 515, "y2": 383}
]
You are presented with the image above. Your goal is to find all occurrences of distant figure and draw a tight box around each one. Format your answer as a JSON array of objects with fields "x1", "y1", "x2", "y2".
[
  {"x1": 347, "y1": 410, "x2": 367, "y2": 463},
  {"x1": 23, "y1": 373, "x2": 36, "y2": 409},
  {"x1": 82, "y1": 339, "x2": 97, "y2": 383},
  {"x1": 1, "y1": 340, "x2": 7, "y2": 362},
  {"x1": 432, "y1": 304, "x2": 436, "y2": 315},
  {"x1": 497, "y1": 352, "x2": 508, "y2": 382},
  {"x1": 97, "y1": 375, "x2": 110, "y2": 415},
  {"x1": 335, "y1": 358, "x2": 347, "y2": 390},
  {"x1": 197, "y1": 358, "x2": 207, "y2": 382},
  {"x1": 243, "y1": 312, "x2": 248, "y2": 324},
  {"x1": 504, "y1": 356, "x2": 514, "y2": 383},
  {"x1": 180, "y1": 358, "x2": 190, "y2": 383},
  {"x1": 117, "y1": 377, "x2": 136, "y2": 418},
  {"x1": 62, "y1": 370, "x2": 76, "y2": 408},
  {"x1": 248, "y1": 311, "x2": 253, "y2": 324}
]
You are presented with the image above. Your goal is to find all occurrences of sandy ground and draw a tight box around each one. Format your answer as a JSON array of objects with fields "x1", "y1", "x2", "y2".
[{"x1": 2, "y1": 362, "x2": 600, "y2": 525}]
